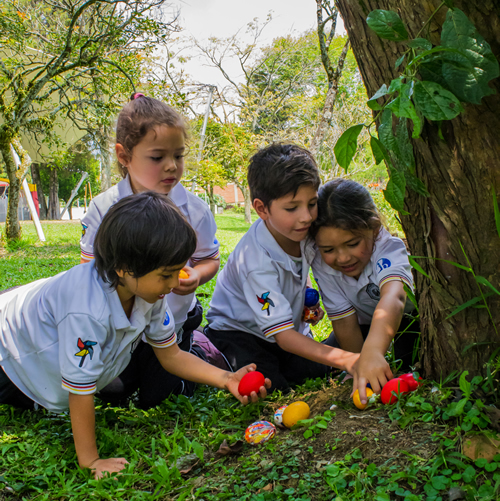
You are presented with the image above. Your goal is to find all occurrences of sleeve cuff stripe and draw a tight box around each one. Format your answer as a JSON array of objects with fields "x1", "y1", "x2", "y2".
[
  {"x1": 327, "y1": 307, "x2": 356, "y2": 321},
  {"x1": 263, "y1": 320, "x2": 294, "y2": 337},
  {"x1": 62, "y1": 378, "x2": 97, "y2": 393},
  {"x1": 379, "y1": 275, "x2": 413, "y2": 289},
  {"x1": 191, "y1": 249, "x2": 220, "y2": 262},
  {"x1": 80, "y1": 250, "x2": 94, "y2": 260},
  {"x1": 147, "y1": 333, "x2": 177, "y2": 348}
]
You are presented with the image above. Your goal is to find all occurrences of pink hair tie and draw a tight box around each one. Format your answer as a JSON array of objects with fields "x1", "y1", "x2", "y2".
[{"x1": 132, "y1": 92, "x2": 145, "y2": 100}]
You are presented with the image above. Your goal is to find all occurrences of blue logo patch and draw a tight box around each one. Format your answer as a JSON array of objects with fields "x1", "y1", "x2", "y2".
[
  {"x1": 163, "y1": 311, "x2": 170, "y2": 326},
  {"x1": 214, "y1": 238, "x2": 218, "y2": 245},
  {"x1": 376, "y1": 258, "x2": 392, "y2": 273}
]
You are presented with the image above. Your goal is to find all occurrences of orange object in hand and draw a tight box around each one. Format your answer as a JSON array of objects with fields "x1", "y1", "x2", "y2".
[{"x1": 179, "y1": 270, "x2": 189, "y2": 279}]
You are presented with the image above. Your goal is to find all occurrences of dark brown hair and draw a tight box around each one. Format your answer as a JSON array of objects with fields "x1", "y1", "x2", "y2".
[
  {"x1": 310, "y1": 179, "x2": 382, "y2": 238},
  {"x1": 94, "y1": 192, "x2": 196, "y2": 289},
  {"x1": 116, "y1": 94, "x2": 188, "y2": 178},
  {"x1": 247, "y1": 143, "x2": 320, "y2": 207}
]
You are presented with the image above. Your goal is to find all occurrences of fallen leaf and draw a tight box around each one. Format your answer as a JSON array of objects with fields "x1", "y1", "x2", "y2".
[
  {"x1": 215, "y1": 439, "x2": 244, "y2": 457},
  {"x1": 462, "y1": 433, "x2": 500, "y2": 462}
]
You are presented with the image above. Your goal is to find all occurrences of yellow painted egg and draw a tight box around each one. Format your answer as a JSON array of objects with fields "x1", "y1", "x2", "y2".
[
  {"x1": 353, "y1": 388, "x2": 374, "y2": 410},
  {"x1": 273, "y1": 405, "x2": 288, "y2": 428},
  {"x1": 179, "y1": 270, "x2": 189, "y2": 279},
  {"x1": 282, "y1": 401, "x2": 310, "y2": 428},
  {"x1": 245, "y1": 420, "x2": 276, "y2": 445}
]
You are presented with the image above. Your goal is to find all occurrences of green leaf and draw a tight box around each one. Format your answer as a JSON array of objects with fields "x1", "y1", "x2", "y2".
[
  {"x1": 334, "y1": 124, "x2": 364, "y2": 171},
  {"x1": 396, "y1": 117, "x2": 415, "y2": 171},
  {"x1": 441, "y1": 9, "x2": 499, "y2": 104},
  {"x1": 395, "y1": 54, "x2": 405, "y2": 69},
  {"x1": 493, "y1": 186, "x2": 500, "y2": 239},
  {"x1": 413, "y1": 80, "x2": 464, "y2": 121},
  {"x1": 431, "y1": 475, "x2": 449, "y2": 490},
  {"x1": 403, "y1": 284, "x2": 418, "y2": 310},
  {"x1": 388, "y1": 78, "x2": 403, "y2": 93},
  {"x1": 404, "y1": 172, "x2": 429, "y2": 197},
  {"x1": 383, "y1": 167, "x2": 408, "y2": 214},
  {"x1": 366, "y1": 10, "x2": 409, "y2": 41},
  {"x1": 368, "y1": 84, "x2": 389, "y2": 110},
  {"x1": 407, "y1": 38, "x2": 432, "y2": 51},
  {"x1": 409, "y1": 256, "x2": 430, "y2": 279},
  {"x1": 462, "y1": 465, "x2": 475, "y2": 483},
  {"x1": 445, "y1": 293, "x2": 493, "y2": 320},
  {"x1": 303, "y1": 429, "x2": 313, "y2": 439},
  {"x1": 378, "y1": 109, "x2": 399, "y2": 155},
  {"x1": 475, "y1": 276, "x2": 500, "y2": 296},
  {"x1": 459, "y1": 370, "x2": 471, "y2": 397},
  {"x1": 370, "y1": 136, "x2": 390, "y2": 164}
]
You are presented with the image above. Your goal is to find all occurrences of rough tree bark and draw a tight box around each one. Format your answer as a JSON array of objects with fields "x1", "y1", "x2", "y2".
[
  {"x1": 48, "y1": 167, "x2": 60, "y2": 220},
  {"x1": 310, "y1": 0, "x2": 350, "y2": 157},
  {"x1": 335, "y1": 0, "x2": 500, "y2": 378},
  {"x1": 99, "y1": 126, "x2": 112, "y2": 191}
]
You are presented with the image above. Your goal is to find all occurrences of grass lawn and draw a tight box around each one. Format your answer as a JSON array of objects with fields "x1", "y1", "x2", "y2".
[{"x1": 1, "y1": 214, "x2": 499, "y2": 500}]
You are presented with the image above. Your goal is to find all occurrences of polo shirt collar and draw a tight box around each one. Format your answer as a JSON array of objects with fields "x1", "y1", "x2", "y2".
[
  {"x1": 169, "y1": 182, "x2": 188, "y2": 207},
  {"x1": 96, "y1": 270, "x2": 130, "y2": 330}
]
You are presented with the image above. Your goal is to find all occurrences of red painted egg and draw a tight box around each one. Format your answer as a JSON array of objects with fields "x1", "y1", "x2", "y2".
[
  {"x1": 399, "y1": 373, "x2": 423, "y2": 392},
  {"x1": 381, "y1": 378, "x2": 410, "y2": 405},
  {"x1": 238, "y1": 371, "x2": 265, "y2": 396}
]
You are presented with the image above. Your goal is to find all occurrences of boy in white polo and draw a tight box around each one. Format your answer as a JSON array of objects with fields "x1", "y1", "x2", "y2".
[
  {"x1": 206, "y1": 144, "x2": 359, "y2": 392},
  {"x1": 0, "y1": 192, "x2": 270, "y2": 479}
]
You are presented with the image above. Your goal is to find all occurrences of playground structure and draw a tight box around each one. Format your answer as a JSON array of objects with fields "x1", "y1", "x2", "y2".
[{"x1": 0, "y1": 178, "x2": 39, "y2": 223}]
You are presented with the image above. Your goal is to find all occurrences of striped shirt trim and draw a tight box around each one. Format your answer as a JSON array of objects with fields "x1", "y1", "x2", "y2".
[
  {"x1": 327, "y1": 306, "x2": 356, "y2": 321},
  {"x1": 80, "y1": 250, "x2": 94, "y2": 260},
  {"x1": 62, "y1": 377, "x2": 97, "y2": 394},
  {"x1": 263, "y1": 320, "x2": 294, "y2": 338},
  {"x1": 379, "y1": 274, "x2": 412, "y2": 290},
  {"x1": 146, "y1": 332, "x2": 177, "y2": 348},
  {"x1": 191, "y1": 249, "x2": 220, "y2": 262}
]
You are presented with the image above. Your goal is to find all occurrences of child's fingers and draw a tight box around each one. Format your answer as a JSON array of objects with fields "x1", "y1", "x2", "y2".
[
  {"x1": 358, "y1": 378, "x2": 368, "y2": 404},
  {"x1": 240, "y1": 363, "x2": 257, "y2": 374},
  {"x1": 257, "y1": 385, "x2": 268, "y2": 399},
  {"x1": 264, "y1": 377, "x2": 272, "y2": 389}
]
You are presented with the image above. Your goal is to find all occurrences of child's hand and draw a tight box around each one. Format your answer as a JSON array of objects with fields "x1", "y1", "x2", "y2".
[
  {"x1": 351, "y1": 351, "x2": 393, "y2": 405},
  {"x1": 224, "y1": 364, "x2": 272, "y2": 404},
  {"x1": 88, "y1": 457, "x2": 129, "y2": 479},
  {"x1": 172, "y1": 266, "x2": 200, "y2": 296}
]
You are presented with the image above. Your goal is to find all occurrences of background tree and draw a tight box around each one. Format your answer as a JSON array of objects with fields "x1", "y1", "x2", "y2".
[
  {"x1": 335, "y1": 0, "x2": 500, "y2": 378},
  {"x1": 0, "y1": 0, "x2": 178, "y2": 239}
]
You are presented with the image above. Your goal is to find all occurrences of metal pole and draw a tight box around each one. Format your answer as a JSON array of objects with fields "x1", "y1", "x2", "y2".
[
  {"x1": 191, "y1": 85, "x2": 216, "y2": 193},
  {"x1": 60, "y1": 172, "x2": 89, "y2": 219},
  {"x1": 10, "y1": 145, "x2": 46, "y2": 242}
]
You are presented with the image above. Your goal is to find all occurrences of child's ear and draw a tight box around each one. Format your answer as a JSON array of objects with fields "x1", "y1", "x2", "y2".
[
  {"x1": 253, "y1": 198, "x2": 269, "y2": 220},
  {"x1": 115, "y1": 269, "x2": 125, "y2": 278},
  {"x1": 115, "y1": 143, "x2": 130, "y2": 167}
]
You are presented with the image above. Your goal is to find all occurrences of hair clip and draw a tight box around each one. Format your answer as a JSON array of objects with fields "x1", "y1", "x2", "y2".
[{"x1": 132, "y1": 92, "x2": 145, "y2": 100}]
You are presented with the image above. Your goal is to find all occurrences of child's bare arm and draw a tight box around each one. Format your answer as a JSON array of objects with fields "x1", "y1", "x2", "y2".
[
  {"x1": 353, "y1": 280, "x2": 406, "y2": 403},
  {"x1": 152, "y1": 344, "x2": 270, "y2": 403},
  {"x1": 274, "y1": 329, "x2": 359, "y2": 374},
  {"x1": 330, "y1": 314, "x2": 364, "y2": 353},
  {"x1": 68, "y1": 393, "x2": 128, "y2": 478},
  {"x1": 172, "y1": 258, "x2": 220, "y2": 295}
]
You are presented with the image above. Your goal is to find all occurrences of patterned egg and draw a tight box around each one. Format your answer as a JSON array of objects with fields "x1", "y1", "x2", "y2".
[
  {"x1": 245, "y1": 420, "x2": 276, "y2": 445},
  {"x1": 273, "y1": 405, "x2": 288, "y2": 428}
]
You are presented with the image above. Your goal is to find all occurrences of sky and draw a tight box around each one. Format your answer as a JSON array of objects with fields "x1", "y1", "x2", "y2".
[{"x1": 165, "y1": 0, "x2": 345, "y2": 95}]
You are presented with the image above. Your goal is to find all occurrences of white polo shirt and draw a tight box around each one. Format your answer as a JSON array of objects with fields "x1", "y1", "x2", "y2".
[
  {"x1": 0, "y1": 263, "x2": 176, "y2": 412},
  {"x1": 311, "y1": 227, "x2": 414, "y2": 325},
  {"x1": 207, "y1": 218, "x2": 315, "y2": 342},
  {"x1": 80, "y1": 177, "x2": 220, "y2": 334}
]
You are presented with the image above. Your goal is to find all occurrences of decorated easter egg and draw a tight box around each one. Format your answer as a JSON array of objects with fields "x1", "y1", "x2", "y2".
[
  {"x1": 353, "y1": 388, "x2": 374, "y2": 410},
  {"x1": 238, "y1": 371, "x2": 265, "y2": 397},
  {"x1": 282, "y1": 401, "x2": 310, "y2": 428},
  {"x1": 381, "y1": 378, "x2": 410, "y2": 405},
  {"x1": 245, "y1": 420, "x2": 276, "y2": 445},
  {"x1": 399, "y1": 373, "x2": 423, "y2": 392},
  {"x1": 179, "y1": 269, "x2": 189, "y2": 279},
  {"x1": 274, "y1": 405, "x2": 288, "y2": 428}
]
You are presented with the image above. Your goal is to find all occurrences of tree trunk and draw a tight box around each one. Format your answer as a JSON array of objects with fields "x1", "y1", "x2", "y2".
[
  {"x1": 31, "y1": 163, "x2": 48, "y2": 220},
  {"x1": 99, "y1": 126, "x2": 112, "y2": 191},
  {"x1": 208, "y1": 184, "x2": 216, "y2": 217},
  {"x1": 336, "y1": 0, "x2": 500, "y2": 378},
  {"x1": 0, "y1": 136, "x2": 21, "y2": 240},
  {"x1": 241, "y1": 184, "x2": 252, "y2": 224},
  {"x1": 48, "y1": 167, "x2": 60, "y2": 220}
]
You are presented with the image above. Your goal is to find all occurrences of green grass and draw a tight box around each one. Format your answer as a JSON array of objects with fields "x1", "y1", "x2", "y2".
[{"x1": 1, "y1": 214, "x2": 500, "y2": 500}]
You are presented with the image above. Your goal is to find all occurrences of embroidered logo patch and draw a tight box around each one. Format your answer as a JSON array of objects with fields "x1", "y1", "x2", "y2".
[
  {"x1": 256, "y1": 292, "x2": 275, "y2": 316},
  {"x1": 214, "y1": 238, "x2": 218, "y2": 245},
  {"x1": 366, "y1": 283, "x2": 381, "y2": 300},
  {"x1": 376, "y1": 258, "x2": 392, "y2": 273},
  {"x1": 81, "y1": 223, "x2": 87, "y2": 237},
  {"x1": 163, "y1": 311, "x2": 170, "y2": 326},
  {"x1": 75, "y1": 338, "x2": 97, "y2": 367}
]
